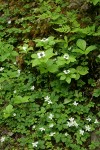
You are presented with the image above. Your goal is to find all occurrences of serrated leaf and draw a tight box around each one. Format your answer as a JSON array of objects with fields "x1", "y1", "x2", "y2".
[{"x1": 76, "y1": 39, "x2": 86, "y2": 50}]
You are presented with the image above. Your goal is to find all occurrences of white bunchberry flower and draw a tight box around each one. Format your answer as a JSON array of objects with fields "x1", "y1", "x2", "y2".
[
  {"x1": 13, "y1": 113, "x2": 16, "y2": 116},
  {"x1": 86, "y1": 118, "x2": 91, "y2": 122},
  {"x1": 49, "y1": 123, "x2": 54, "y2": 128},
  {"x1": 94, "y1": 119, "x2": 99, "y2": 124},
  {"x1": 37, "y1": 51, "x2": 45, "y2": 58},
  {"x1": 67, "y1": 118, "x2": 78, "y2": 127},
  {"x1": 0, "y1": 67, "x2": 4, "y2": 71},
  {"x1": 13, "y1": 90, "x2": 17, "y2": 94},
  {"x1": 67, "y1": 121, "x2": 73, "y2": 127},
  {"x1": 65, "y1": 132, "x2": 68, "y2": 136},
  {"x1": 44, "y1": 96, "x2": 50, "y2": 101},
  {"x1": 30, "y1": 86, "x2": 35, "y2": 90},
  {"x1": 63, "y1": 70, "x2": 70, "y2": 74},
  {"x1": 49, "y1": 132, "x2": 56, "y2": 136},
  {"x1": 8, "y1": 20, "x2": 11, "y2": 24},
  {"x1": 79, "y1": 129, "x2": 84, "y2": 135},
  {"x1": 63, "y1": 54, "x2": 69, "y2": 60},
  {"x1": 85, "y1": 125, "x2": 91, "y2": 131},
  {"x1": 48, "y1": 100, "x2": 52, "y2": 104},
  {"x1": 73, "y1": 101, "x2": 78, "y2": 106},
  {"x1": 39, "y1": 127, "x2": 45, "y2": 132},
  {"x1": 48, "y1": 113, "x2": 54, "y2": 120},
  {"x1": 32, "y1": 141, "x2": 38, "y2": 147},
  {"x1": 23, "y1": 46, "x2": 27, "y2": 51},
  {"x1": 69, "y1": 117, "x2": 74, "y2": 122},
  {"x1": 0, "y1": 136, "x2": 5, "y2": 143},
  {"x1": 32, "y1": 125, "x2": 36, "y2": 129},
  {"x1": 41, "y1": 38, "x2": 49, "y2": 42}
]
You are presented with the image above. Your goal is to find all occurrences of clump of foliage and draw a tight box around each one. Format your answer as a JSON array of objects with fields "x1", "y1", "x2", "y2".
[{"x1": 0, "y1": 0, "x2": 100, "y2": 149}]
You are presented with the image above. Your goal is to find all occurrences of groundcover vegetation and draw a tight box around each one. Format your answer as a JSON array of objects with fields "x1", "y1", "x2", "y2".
[{"x1": 0, "y1": 0, "x2": 100, "y2": 149}]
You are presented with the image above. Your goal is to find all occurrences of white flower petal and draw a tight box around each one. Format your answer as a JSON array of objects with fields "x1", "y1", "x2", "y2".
[
  {"x1": 48, "y1": 113, "x2": 54, "y2": 120},
  {"x1": 39, "y1": 127, "x2": 45, "y2": 131},
  {"x1": 8, "y1": 20, "x2": 11, "y2": 24},
  {"x1": 79, "y1": 129, "x2": 84, "y2": 135},
  {"x1": 32, "y1": 141, "x2": 38, "y2": 147},
  {"x1": 49, "y1": 123, "x2": 54, "y2": 128},
  {"x1": 49, "y1": 132, "x2": 56, "y2": 136},
  {"x1": 0, "y1": 67, "x2": 4, "y2": 71},
  {"x1": 73, "y1": 101, "x2": 78, "y2": 106},
  {"x1": 30, "y1": 86, "x2": 35, "y2": 90},
  {"x1": 41, "y1": 38, "x2": 49, "y2": 42},
  {"x1": 14, "y1": 90, "x2": 17, "y2": 94},
  {"x1": 63, "y1": 70, "x2": 70, "y2": 74},
  {"x1": 94, "y1": 119, "x2": 99, "y2": 124},
  {"x1": 0, "y1": 136, "x2": 5, "y2": 143},
  {"x1": 13, "y1": 113, "x2": 16, "y2": 116},
  {"x1": 37, "y1": 51, "x2": 45, "y2": 58},
  {"x1": 65, "y1": 132, "x2": 68, "y2": 136},
  {"x1": 32, "y1": 125, "x2": 36, "y2": 129},
  {"x1": 23, "y1": 46, "x2": 27, "y2": 51},
  {"x1": 44, "y1": 96, "x2": 50, "y2": 101},
  {"x1": 63, "y1": 54, "x2": 69, "y2": 60},
  {"x1": 85, "y1": 125, "x2": 91, "y2": 131},
  {"x1": 47, "y1": 100, "x2": 52, "y2": 104},
  {"x1": 86, "y1": 118, "x2": 91, "y2": 122},
  {"x1": 69, "y1": 117, "x2": 74, "y2": 122}
]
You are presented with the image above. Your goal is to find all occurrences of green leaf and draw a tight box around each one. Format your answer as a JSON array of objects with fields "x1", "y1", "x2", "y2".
[
  {"x1": 76, "y1": 66, "x2": 89, "y2": 75},
  {"x1": 64, "y1": 98, "x2": 72, "y2": 104},
  {"x1": 85, "y1": 45, "x2": 96, "y2": 55},
  {"x1": 54, "y1": 25, "x2": 70, "y2": 33},
  {"x1": 69, "y1": 56, "x2": 76, "y2": 62},
  {"x1": 93, "y1": 89, "x2": 100, "y2": 97},
  {"x1": 76, "y1": 39, "x2": 86, "y2": 50},
  {"x1": 13, "y1": 96, "x2": 30, "y2": 104},
  {"x1": 3, "y1": 104, "x2": 14, "y2": 118},
  {"x1": 64, "y1": 36, "x2": 68, "y2": 48},
  {"x1": 60, "y1": 75, "x2": 66, "y2": 80},
  {"x1": 66, "y1": 77, "x2": 71, "y2": 83},
  {"x1": 70, "y1": 74, "x2": 76, "y2": 78},
  {"x1": 48, "y1": 64, "x2": 58, "y2": 73},
  {"x1": 31, "y1": 59, "x2": 40, "y2": 67},
  {"x1": 91, "y1": 0, "x2": 100, "y2": 5},
  {"x1": 56, "y1": 57, "x2": 66, "y2": 66},
  {"x1": 72, "y1": 48, "x2": 84, "y2": 54}
]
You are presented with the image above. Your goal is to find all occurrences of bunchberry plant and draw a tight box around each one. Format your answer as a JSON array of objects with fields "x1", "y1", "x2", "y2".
[{"x1": 0, "y1": 0, "x2": 100, "y2": 150}]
